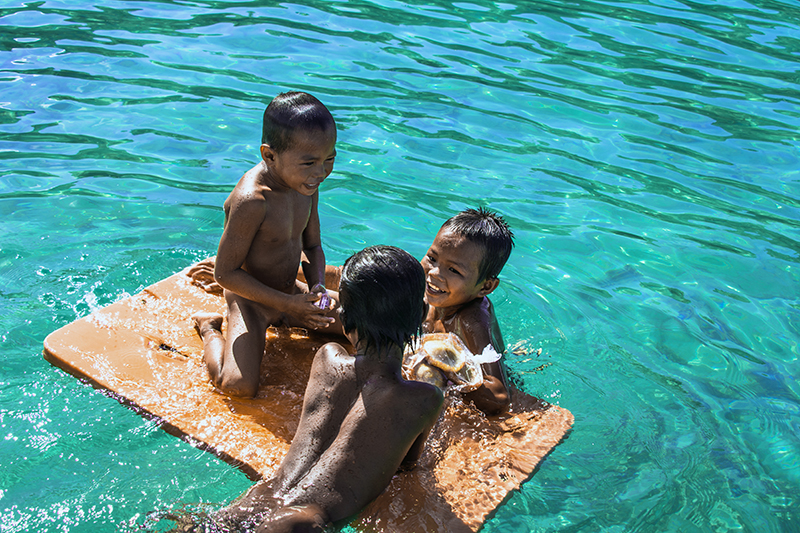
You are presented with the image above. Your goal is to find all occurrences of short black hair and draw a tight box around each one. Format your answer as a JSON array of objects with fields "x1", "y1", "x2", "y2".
[
  {"x1": 440, "y1": 207, "x2": 514, "y2": 281},
  {"x1": 261, "y1": 91, "x2": 335, "y2": 153},
  {"x1": 339, "y1": 246, "x2": 426, "y2": 353}
]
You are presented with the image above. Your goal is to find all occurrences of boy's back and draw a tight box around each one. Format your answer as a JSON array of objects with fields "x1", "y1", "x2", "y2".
[
  {"x1": 212, "y1": 245, "x2": 443, "y2": 532},
  {"x1": 273, "y1": 342, "x2": 442, "y2": 521}
]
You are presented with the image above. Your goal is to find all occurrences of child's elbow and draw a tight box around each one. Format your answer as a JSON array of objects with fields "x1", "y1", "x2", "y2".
[
  {"x1": 464, "y1": 378, "x2": 511, "y2": 415},
  {"x1": 303, "y1": 243, "x2": 323, "y2": 255},
  {"x1": 213, "y1": 269, "x2": 230, "y2": 288},
  {"x1": 488, "y1": 390, "x2": 511, "y2": 415},
  {"x1": 474, "y1": 396, "x2": 511, "y2": 416},
  {"x1": 479, "y1": 393, "x2": 511, "y2": 416}
]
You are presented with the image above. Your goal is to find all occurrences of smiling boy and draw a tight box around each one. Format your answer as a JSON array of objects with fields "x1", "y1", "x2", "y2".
[
  {"x1": 193, "y1": 91, "x2": 337, "y2": 398},
  {"x1": 421, "y1": 208, "x2": 514, "y2": 415}
]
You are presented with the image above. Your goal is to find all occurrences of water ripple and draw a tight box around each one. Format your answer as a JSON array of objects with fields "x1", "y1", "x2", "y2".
[{"x1": 2, "y1": 0, "x2": 799, "y2": 531}]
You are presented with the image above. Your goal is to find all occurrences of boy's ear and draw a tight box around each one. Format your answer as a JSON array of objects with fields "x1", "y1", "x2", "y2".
[
  {"x1": 260, "y1": 143, "x2": 276, "y2": 163},
  {"x1": 478, "y1": 277, "x2": 499, "y2": 297}
]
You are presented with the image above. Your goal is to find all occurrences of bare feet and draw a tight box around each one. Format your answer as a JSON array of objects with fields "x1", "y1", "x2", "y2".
[
  {"x1": 192, "y1": 312, "x2": 223, "y2": 338},
  {"x1": 192, "y1": 312, "x2": 226, "y2": 390}
]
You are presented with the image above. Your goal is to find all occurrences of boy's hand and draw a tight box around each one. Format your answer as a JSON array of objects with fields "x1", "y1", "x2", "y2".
[
  {"x1": 286, "y1": 292, "x2": 335, "y2": 329},
  {"x1": 309, "y1": 283, "x2": 333, "y2": 310},
  {"x1": 187, "y1": 258, "x2": 223, "y2": 295}
]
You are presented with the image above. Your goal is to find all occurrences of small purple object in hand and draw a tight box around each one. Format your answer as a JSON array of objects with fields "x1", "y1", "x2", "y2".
[{"x1": 316, "y1": 291, "x2": 331, "y2": 310}]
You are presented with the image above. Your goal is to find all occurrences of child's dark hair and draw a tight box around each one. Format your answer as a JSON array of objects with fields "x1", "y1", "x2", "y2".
[
  {"x1": 441, "y1": 207, "x2": 514, "y2": 281},
  {"x1": 339, "y1": 246, "x2": 426, "y2": 353},
  {"x1": 262, "y1": 91, "x2": 335, "y2": 153}
]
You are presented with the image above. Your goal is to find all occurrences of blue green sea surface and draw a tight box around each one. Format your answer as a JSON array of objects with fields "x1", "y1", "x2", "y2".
[{"x1": 1, "y1": 0, "x2": 798, "y2": 531}]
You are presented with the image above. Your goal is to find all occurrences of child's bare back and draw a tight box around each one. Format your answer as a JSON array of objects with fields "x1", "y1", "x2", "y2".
[
  {"x1": 218, "y1": 342, "x2": 442, "y2": 530},
  {"x1": 211, "y1": 246, "x2": 443, "y2": 532}
]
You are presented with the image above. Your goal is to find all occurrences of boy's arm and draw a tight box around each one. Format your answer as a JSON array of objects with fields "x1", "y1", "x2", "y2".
[
  {"x1": 275, "y1": 343, "x2": 350, "y2": 492},
  {"x1": 458, "y1": 303, "x2": 511, "y2": 415},
  {"x1": 463, "y1": 363, "x2": 510, "y2": 415},
  {"x1": 299, "y1": 195, "x2": 341, "y2": 334},
  {"x1": 401, "y1": 387, "x2": 444, "y2": 468},
  {"x1": 300, "y1": 192, "x2": 326, "y2": 291},
  {"x1": 214, "y1": 194, "x2": 331, "y2": 328}
]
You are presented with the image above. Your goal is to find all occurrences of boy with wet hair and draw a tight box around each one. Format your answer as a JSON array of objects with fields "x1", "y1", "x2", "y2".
[
  {"x1": 212, "y1": 245, "x2": 444, "y2": 532},
  {"x1": 421, "y1": 207, "x2": 515, "y2": 415},
  {"x1": 193, "y1": 91, "x2": 338, "y2": 398}
]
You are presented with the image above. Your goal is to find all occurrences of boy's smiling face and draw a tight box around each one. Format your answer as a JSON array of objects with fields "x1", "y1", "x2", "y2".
[
  {"x1": 261, "y1": 125, "x2": 337, "y2": 196},
  {"x1": 421, "y1": 228, "x2": 496, "y2": 310}
]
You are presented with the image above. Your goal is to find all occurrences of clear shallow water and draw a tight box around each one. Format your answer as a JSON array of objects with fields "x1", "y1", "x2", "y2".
[{"x1": 1, "y1": 0, "x2": 798, "y2": 531}]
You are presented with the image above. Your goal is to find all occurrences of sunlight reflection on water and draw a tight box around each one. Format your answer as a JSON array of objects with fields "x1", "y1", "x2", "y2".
[{"x1": 1, "y1": 0, "x2": 799, "y2": 531}]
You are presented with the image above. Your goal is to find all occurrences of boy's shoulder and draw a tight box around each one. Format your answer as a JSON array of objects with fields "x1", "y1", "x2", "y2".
[
  {"x1": 392, "y1": 376, "x2": 444, "y2": 423},
  {"x1": 455, "y1": 295, "x2": 497, "y2": 325},
  {"x1": 225, "y1": 163, "x2": 304, "y2": 215},
  {"x1": 314, "y1": 342, "x2": 353, "y2": 368},
  {"x1": 231, "y1": 163, "x2": 273, "y2": 194},
  {"x1": 310, "y1": 343, "x2": 356, "y2": 386},
  {"x1": 400, "y1": 371, "x2": 445, "y2": 397}
]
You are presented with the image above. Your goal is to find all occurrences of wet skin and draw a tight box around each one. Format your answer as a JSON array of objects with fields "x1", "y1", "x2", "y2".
[
  {"x1": 214, "y1": 334, "x2": 444, "y2": 532},
  {"x1": 189, "y1": 223, "x2": 512, "y2": 410},
  {"x1": 197, "y1": 125, "x2": 338, "y2": 398},
  {"x1": 421, "y1": 227, "x2": 511, "y2": 414}
]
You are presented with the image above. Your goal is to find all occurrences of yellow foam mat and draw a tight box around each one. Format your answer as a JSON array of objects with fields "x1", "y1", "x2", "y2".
[{"x1": 43, "y1": 267, "x2": 573, "y2": 531}]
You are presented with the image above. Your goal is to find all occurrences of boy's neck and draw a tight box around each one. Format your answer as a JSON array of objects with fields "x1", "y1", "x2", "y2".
[
  {"x1": 258, "y1": 162, "x2": 290, "y2": 192},
  {"x1": 430, "y1": 295, "x2": 484, "y2": 321},
  {"x1": 355, "y1": 342, "x2": 404, "y2": 370}
]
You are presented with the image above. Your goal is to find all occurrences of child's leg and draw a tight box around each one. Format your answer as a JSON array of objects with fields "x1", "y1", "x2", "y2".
[
  {"x1": 195, "y1": 290, "x2": 280, "y2": 398},
  {"x1": 212, "y1": 478, "x2": 282, "y2": 530},
  {"x1": 219, "y1": 290, "x2": 281, "y2": 397},
  {"x1": 193, "y1": 312, "x2": 225, "y2": 383}
]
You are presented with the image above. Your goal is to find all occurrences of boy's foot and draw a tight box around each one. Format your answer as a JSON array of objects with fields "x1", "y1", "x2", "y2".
[{"x1": 192, "y1": 312, "x2": 223, "y2": 338}]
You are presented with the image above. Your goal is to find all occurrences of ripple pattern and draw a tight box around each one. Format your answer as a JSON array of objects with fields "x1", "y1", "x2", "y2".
[{"x1": 1, "y1": 0, "x2": 799, "y2": 531}]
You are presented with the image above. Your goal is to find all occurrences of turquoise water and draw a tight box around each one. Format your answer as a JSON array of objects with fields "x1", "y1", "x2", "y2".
[{"x1": 1, "y1": 0, "x2": 798, "y2": 531}]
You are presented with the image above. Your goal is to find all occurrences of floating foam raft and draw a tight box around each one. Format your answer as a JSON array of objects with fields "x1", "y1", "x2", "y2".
[{"x1": 43, "y1": 266, "x2": 573, "y2": 532}]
